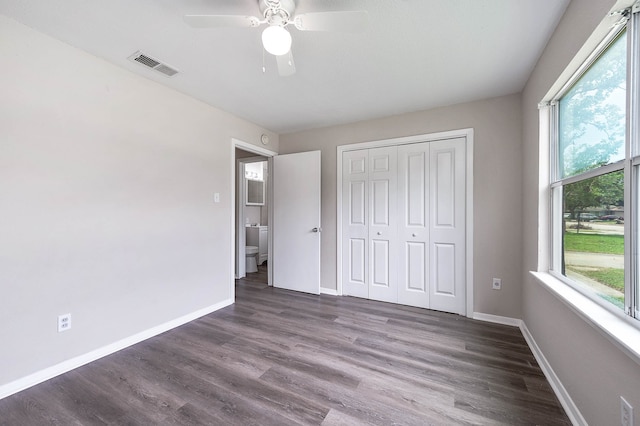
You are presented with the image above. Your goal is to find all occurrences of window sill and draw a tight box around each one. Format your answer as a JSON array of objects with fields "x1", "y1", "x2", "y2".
[{"x1": 530, "y1": 271, "x2": 640, "y2": 366}]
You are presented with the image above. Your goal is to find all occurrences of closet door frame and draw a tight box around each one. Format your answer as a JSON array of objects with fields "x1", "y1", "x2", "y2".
[{"x1": 336, "y1": 128, "x2": 474, "y2": 317}]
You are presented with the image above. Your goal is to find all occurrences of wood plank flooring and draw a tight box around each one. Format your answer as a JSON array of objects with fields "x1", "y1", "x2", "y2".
[{"x1": 0, "y1": 266, "x2": 571, "y2": 425}]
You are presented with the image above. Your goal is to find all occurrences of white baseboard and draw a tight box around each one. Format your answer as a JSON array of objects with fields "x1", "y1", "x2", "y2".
[
  {"x1": 320, "y1": 287, "x2": 339, "y2": 296},
  {"x1": 520, "y1": 322, "x2": 586, "y2": 426},
  {"x1": 472, "y1": 312, "x2": 521, "y2": 327},
  {"x1": 0, "y1": 298, "x2": 233, "y2": 400}
]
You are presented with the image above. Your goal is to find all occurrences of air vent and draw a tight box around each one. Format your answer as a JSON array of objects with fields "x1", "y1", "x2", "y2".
[
  {"x1": 154, "y1": 64, "x2": 178, "y2": 77},
  {"x1": 127, "y1": 51, "x2": 179, "y2": 77}
]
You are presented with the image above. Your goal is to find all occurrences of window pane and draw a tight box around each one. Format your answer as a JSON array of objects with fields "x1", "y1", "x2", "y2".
[
  {"x1": 558, "y1": 32, "x2": 626, "y2": 179},
  {"x1": 562, "y1": 171, "x2": 624, "y2": 310}
]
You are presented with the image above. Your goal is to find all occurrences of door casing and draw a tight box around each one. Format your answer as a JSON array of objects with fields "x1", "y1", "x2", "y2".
[{"x1": 231, "y1": 139, "x2": 277, "y2": 300}]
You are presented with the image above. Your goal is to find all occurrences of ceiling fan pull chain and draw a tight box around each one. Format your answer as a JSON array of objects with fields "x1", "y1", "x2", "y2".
[{"x1": 262, "y1": 48, "x2": 266, "y2": 73}]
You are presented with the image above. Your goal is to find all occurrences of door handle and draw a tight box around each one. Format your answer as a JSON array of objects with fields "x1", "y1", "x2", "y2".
[
  {"x1": 377, "y1": 231, "x2": 382, "y2": 235},
  {"x1": 412, "y1": 233, "x2": 417, "y2": 237},
  {"x1": 312, "y1": 227, "x2": 322, "y2": 233}
]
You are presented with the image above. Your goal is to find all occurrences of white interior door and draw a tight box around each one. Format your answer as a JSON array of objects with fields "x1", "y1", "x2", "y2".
[
  {"x1": 342, "y1": 150, "x2": 369, "y2": 298},
  {"x1": 398, "y1": 142, "x2": 430, "y2": 308},
  {"x1": 429, "y1": 138, "x2": 466, "y2": 314},
  {"x1": 368, "y1": 146, "x2": 398, "y2": 303},
  {"x1": 272, "y1": 151, "x2": 321, "y2": 294}
]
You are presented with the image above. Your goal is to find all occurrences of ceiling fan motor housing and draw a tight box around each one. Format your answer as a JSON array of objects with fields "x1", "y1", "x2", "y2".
[{"x1": 260, "y1": 0, "x2": 296, "y2": 25}]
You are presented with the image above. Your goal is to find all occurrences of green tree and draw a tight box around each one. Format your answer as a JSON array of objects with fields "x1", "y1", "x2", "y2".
[
  {"x1": 559, "y1": 32, "x2": 626, "y2": 179},
  {"x1": 560, "y1": 32, "x2": 626, "y2": 235},
  {"x1": 560, "y1": 31, "x2": 626, "y2": 274},
  {"x1": 563, "y1": 170, "x2": 624, "y2": 228}
]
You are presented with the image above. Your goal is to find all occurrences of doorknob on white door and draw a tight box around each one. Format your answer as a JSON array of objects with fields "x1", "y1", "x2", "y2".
[
  {"x1": 377, "y1": 231, "x2": 382, "y2": 235},
  {"x1": 312, "y1": 227, "x2": 322, "y2": 233},
  {"x1": 412, "y1": 233, "x2": 417, "y2": 237}
]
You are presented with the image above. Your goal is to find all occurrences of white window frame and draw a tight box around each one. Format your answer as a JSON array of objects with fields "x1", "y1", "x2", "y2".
[{"x1": 547, "y1": 6, "x2": 639, "y2": 323}]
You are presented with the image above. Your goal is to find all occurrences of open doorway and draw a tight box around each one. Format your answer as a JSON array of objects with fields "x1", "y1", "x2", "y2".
[
  {"x1": 236, "y1": 152, "x2": 268, "y2": 283},
  {"x1": 233, "y1": 139, "x2": 276, "y2": 291},
  {"x1": 231, "y1": 139, "x2": 322, "y2": 298}
]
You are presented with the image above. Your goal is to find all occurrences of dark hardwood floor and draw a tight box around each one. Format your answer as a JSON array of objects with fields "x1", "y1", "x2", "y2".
[{"x1": 0, "y1": 266, "x2": 571, "y2": 425}]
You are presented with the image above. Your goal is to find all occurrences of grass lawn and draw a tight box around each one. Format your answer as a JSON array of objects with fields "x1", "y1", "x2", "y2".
[
  {"x1": 564, "y1": 232, "x2": 624, "y2": 255},
  {"x1": 565, "y1": 266, "x2": 625, "y2": 309},
  {"x1": 570, "y1": 267, "x2": 624, "y2": 292}
]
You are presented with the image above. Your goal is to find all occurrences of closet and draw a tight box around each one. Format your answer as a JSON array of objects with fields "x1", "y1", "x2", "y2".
[{"x1": 342, "y1": 137, "x2": 466, "y2": 315}]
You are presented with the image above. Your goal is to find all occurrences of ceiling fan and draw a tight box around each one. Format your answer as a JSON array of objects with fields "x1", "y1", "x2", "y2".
[{"x1": 184, "y1": 0, "x2": 369, "y2": 76}]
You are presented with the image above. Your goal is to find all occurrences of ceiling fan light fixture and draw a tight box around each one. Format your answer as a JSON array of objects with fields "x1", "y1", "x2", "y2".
[{"x1": 261, "y1": 25, "x2": 292, "y2": 56}]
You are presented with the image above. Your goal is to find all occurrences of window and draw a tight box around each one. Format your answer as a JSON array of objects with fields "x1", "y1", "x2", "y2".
[{"x1": 549, "y1": 9, "x2": 639, "y2": 321}]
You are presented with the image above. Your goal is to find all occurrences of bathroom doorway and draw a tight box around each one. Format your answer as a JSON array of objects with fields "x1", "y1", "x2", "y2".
[
  {"x1": 231, "y1": 138, "x2": 322, "y2": 297},
  {"x1": 234, "y1": 143, "x2": 274, "y2": 287}
]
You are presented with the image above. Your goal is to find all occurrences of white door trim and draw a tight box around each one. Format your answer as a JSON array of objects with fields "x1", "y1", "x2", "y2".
[
  {"x1": 336, "y1": 128, "x2": 474, "y2": 317},
  {"x1": 231, "y1": 138, "x2": 277, "y2": 301}
]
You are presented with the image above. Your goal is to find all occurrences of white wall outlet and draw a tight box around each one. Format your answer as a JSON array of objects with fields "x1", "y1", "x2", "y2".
[
  {"x1": 492, "y1": 278, "x2": 502, "y2": 290},
  {"x1": 621, "y1": 396, "x2": 633, "y2": 426},
  {"x1": 58, "y1": 313, "x2": 71, "y2": 332}
]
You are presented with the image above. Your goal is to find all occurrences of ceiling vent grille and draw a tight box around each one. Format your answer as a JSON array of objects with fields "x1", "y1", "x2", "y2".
[{"x1": 128, "y1": 51, "x2": 178, "y2": 77}]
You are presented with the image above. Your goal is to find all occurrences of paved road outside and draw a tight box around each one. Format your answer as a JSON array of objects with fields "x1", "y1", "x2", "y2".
[
  {"x1": 564, "y1": 251, "x2": 624, "y2": 269},
  {"x1": 566, "y1": 220, "x2": 624, "y2": 235}
]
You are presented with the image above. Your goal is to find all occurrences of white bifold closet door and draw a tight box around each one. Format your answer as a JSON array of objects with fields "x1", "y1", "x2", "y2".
[
  {"x1": 368, "y1": 146, "x2": 398, "y2": 303},
  {"x1": 342, "y1": 146, "x2": 397, "y2": 303},
  {"x1": 342, "y1": 149, "x2": 369, "y2": 299},
  {"x1": 342, "y1": 137, "x2": 466, "y2": 315}
]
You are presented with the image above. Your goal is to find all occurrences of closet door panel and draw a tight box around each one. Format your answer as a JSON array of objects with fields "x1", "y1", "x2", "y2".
[
  {"x1": 368, "y1": 146, "x2": 398, "y2": 303},
  {"x1": 397, "y1": 142, "x2": 430, "y2": 308},
  {"x1": 342, "y1": 151, "x2": 369, "y2": 298},
  {"x1": 348, "y1": 238, "x2": 366, "y2": 284},
  {"x1": 429, "y1": 138, "x2": 466, "y2": 314},
  {"x1": 433, "y1": 243, "x2": 456, "y2": 295},
  {"x1": 405, "y1": 241, "x2": 427, "y2": 291},
  {"x1": 371, "y1": 240, "x2": 390, "y2": 287}
]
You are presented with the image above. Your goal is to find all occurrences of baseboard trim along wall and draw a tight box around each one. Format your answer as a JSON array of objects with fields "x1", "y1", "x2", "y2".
[
  {"x1": 320, "y1": 287, "x2": 339, "y2": 296},
  {"x1": 520, "y1": 322, "x2": 586, "y2": 426},
  {"x1": 1, "y1": 300, "x2": 586, "y2": 426},
  {"x1": 0, "y1": 298, "x2": 234, "y2": 401},
  {"x1": 474, "y1": 311, "x2": 584, "y2": 425},
  {"x1": 472, "y1": 312, "x2": 522, "y2": 327}
]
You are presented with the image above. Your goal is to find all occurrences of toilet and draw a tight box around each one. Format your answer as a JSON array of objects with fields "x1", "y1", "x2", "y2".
[{"x1": 245, "y1": 245, "x2": 259, "y2": 273}]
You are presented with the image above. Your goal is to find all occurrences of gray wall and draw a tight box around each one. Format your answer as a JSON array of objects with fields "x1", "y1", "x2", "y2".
[
  {"x1": 0, "y1": 16, "x2": 277, "y2": 387},
  {"x1": 522, "y1": 0, "x2": 640, "y2": 424},
  {"x1": 4, "y1": 3, "x2": 639, "y2": 423},
  {"x1": 280, "y1": 93, "x2": 523, "y2": 318}
]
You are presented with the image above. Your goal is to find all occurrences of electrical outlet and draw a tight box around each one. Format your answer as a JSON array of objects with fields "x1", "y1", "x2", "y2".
[
  {"x1": 492, "y1": 278, "x2": 502, "y2": 290},
  {"x1": 58, "y1": 313, "x2": 71, "y2": 332},
  {"x1": 621, "y1": 396, "x2": 633, "y2": 426}
]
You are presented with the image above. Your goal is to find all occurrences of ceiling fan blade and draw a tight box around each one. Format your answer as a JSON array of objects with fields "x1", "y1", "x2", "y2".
[
  {"x1": 276, "y1": 51, "x2": 296, "y2": 77},
  {"x1": 293, "y1": 10, "x2": 369, "y2": 33},
  {"x1": 184, "y1": 14, "x2": 260, "y2": 28}
]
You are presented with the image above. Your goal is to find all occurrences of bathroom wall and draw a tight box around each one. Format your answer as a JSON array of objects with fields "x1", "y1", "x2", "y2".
[
  {"x1": 243, "y1": 161, "x2": 268, "y2": 227},
  {"x1": 245, "y1": 206, "x2": 262, "y2": 226}
]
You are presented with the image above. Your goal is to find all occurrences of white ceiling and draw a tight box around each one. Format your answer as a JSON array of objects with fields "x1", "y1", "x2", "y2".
[{"x1": 1, "y1": 0, "x2": 570, "y2": 134}]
